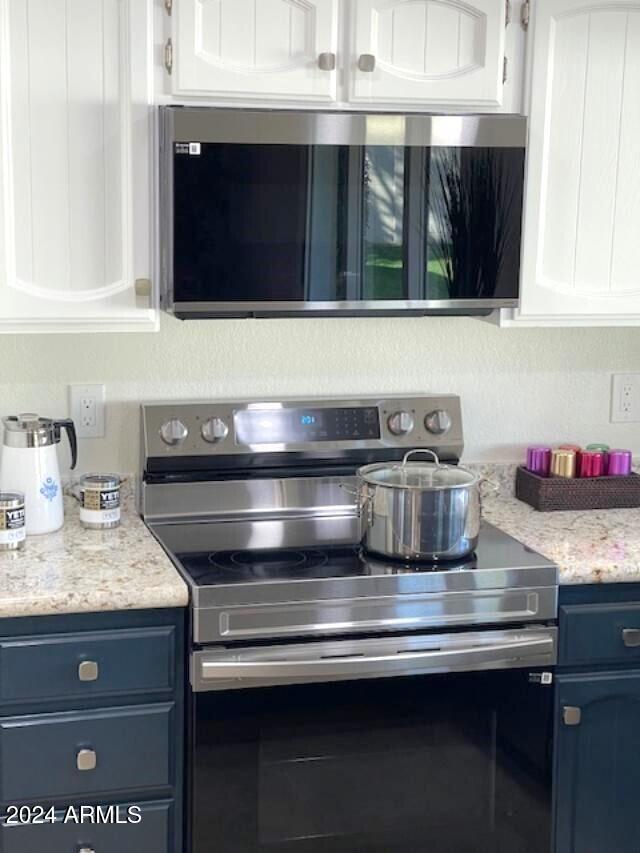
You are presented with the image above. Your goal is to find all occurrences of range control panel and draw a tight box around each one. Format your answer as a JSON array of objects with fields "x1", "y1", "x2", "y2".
[{"x1": 142, "y1": 395, "x2": 464, "y2": 460}]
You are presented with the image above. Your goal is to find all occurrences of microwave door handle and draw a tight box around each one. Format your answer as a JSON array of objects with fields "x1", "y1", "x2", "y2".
[{"x1": 196, "y1": 635, "x2": 555, "y2": 684}]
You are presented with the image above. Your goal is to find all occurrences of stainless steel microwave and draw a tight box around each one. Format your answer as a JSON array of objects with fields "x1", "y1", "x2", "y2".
[{"x1": 159, "y1": 108, "x2": 526, "y2": 319}]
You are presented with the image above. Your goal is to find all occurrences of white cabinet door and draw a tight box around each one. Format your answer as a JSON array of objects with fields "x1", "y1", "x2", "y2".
[
  {"x1": 517, "y1": 0, "x2": 640, "y2": 324},
  {"x1": 349, "y1": 0, "x2": 507, "y2": 107},
  {"x1": 172, "y1": 0, "x2": 339, "y2": 102},
  {"x1": 0, "y1": 0, "x2": 156, "y2": 333}
]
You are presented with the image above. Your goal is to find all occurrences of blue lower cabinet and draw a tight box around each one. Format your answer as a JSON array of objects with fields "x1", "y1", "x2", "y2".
[
  {"x1": 554, "y1": 670, "x2": 640, "y2": 853},
  {"x1": 0, "y1": 609, "x2": 185, "y2": 853},
  {"x1": 0, "y1": 702, "x2": 174, "y2": 803},
  {"x1": 0, "y1": 799, "x2": 174, "y2": 853}
]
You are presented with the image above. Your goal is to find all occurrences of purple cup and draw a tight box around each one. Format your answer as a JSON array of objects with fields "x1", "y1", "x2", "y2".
[
  {"x1": 526, "y1": 446, "x2": 552, "y2": 477},
  {"x1": 607, "y1": 449, "x2": 632, "y2": 476}
]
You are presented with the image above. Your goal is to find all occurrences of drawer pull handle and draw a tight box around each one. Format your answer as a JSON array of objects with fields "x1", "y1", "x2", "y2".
[
  {"x1": 78, "y1": 848, "x2": 96, "y2": 853},
  {"x1": 78, "y1": 660, "x2": 99, "y2": 682},
  {"x1": 76, "y1": 749, "x2": 97, "y2": 772},
  {"x1": 623, "y1": 628, "x2": 640, "y2": 648},
  {"x1": 563, "y1": 706, "x2": 582, "y2": 726}
]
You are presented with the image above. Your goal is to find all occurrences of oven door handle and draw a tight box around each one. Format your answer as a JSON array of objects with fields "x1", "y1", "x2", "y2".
[{"x1": 193, "y1": 632, "x2": 556, "y2": 689}]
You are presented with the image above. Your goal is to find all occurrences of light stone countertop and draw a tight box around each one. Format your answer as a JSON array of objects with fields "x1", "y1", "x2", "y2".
[
  {"x1": 474, "y1": 463, "x2": 640, "y2": 585},
  {"x1": 0, "y1": 483, "x2": 188, "y2": 619},
  {"x1": 3, "y1": 462, "x2": 639, "y2": 620}
]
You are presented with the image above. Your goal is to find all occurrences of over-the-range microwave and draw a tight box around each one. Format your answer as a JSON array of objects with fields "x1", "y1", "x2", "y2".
[{"x1": 160, "y1": 107, "x2": 526, "y2": 319}]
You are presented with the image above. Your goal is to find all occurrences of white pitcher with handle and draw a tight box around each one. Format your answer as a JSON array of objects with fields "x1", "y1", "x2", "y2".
[{"x1": 0, "y1": 415, "x2": 78, "y2": 534}]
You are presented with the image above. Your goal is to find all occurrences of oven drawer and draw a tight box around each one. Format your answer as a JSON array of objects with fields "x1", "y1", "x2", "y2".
[
  {"x1": 0, "y1": 704, "x2": 174, "y2": 803},
  {"x1": 0, "y1": 799, "x2": 173, "y2": 853},
  {"x1": 560, "y1": 602, "x2": 640, "y2": 666},
  {"x1": 0, "y1": 627, "x2": 176, "y2": 706}
]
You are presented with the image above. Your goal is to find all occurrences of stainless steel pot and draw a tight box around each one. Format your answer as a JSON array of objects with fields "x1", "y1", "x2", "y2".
[{"x1": 356, "y1": 449, "x2": 481, "y2": 562}]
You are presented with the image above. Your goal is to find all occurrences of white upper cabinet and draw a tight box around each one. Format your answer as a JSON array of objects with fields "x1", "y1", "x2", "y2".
[
  {"x1": 349, "y1": 0, "x2": 507, "y2": 107},
  {"x1": 510, "y1": 0, "x2": 640, "y2": 325},
  {"x1": 0, "y1": 0, "x2": 156, "y2": 333},
  {"x1": 172, "y1": 0, "x2": 340, "y2": 101},
  {"x1": 166, "y1": 0, "x2": 518, "y2": 109}
]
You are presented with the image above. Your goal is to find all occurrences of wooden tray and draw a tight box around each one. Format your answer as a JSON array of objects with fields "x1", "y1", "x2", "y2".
[{"x1": 515, "y1": 466, "x2": 640, "y2": 512}]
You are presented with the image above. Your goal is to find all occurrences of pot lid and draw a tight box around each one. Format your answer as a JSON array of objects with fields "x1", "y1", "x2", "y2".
[{"x1": 359, "y1": 449, "x2": 478, "y2": 490}]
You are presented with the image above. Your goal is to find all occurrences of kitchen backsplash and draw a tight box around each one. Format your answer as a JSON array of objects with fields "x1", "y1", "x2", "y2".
[{"x1": 2, "y1": 315, "x2": 640, "y2": 475}]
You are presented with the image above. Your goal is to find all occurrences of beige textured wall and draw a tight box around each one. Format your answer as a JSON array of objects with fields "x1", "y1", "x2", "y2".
[{"x1": 1, "y1": 314, "x2": 639, "y2": 475}]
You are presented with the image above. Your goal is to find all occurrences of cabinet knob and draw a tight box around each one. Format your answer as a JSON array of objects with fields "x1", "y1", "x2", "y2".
[
  {"x1": 562, "y1": 706, "x2": 582, "y2": 727},
  {"x1": 318, "y1": 52, "x2": 336, "y2": 71},
  {"x1": 358, "y1": 54, "x2": 376, "y2": 72},
  {"x1": 134, "y1": 278, "x2": 152, "y2": 298},
  {"x1": 78, "y1": 660, "x2": 99, "y2": 682},
  {"x1": 622, "y1": 628, "x2": 640, "y2": 647},
  {"x1": 76, "y1": 748, "x2": 97, "y2": 772}
]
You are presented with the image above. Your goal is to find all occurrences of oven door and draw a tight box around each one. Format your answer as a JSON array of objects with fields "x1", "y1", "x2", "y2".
[{"x1": 188, "y1": 628, "x2": 556, "y2": 853}]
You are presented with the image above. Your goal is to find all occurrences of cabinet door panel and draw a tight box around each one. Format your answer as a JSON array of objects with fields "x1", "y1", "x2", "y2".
[
  {"x1": 349, "y1": 0, "x2": 506, "y2": 106},
  {"x1": 555, "y1": 672, "x2": 640, "y2": 852},
  {"x1": 174, "y1": 0, "x2": 339, "y2": 101},
  {"x1": 519, "y1": 0, "x2": 640, "y2": 321},
  {"x1": 0, "y1": 0, "x2": 155, "y2": 332}
]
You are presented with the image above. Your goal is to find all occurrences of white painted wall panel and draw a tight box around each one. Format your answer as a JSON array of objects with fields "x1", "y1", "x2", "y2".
[
  {"x1": 24, "y1": 0, "x2": 70, "y2": 296},
  {"x1": 219, "y1": 0, "x2": 255, "y2": 69},
  {"x1": 540, "y1": 12, "x2": 589, "y2": 289},
  {"x1": 2, "y1": 316, "x2": 640, "y2": 472},
  {"x1": 103, "y1": 0, "x2": 124, "y2": 290},
  {"x1": 67, "y1": 0, "x2": 106, "y2": 294},
  {"x1": 574, "y1": 10, "x2": 627, "y2": 293},
  {"x1": 389, "y1": 3, "x2": 427, "y2": 74},
  {"x1": 611, "y1": 12, "x2": 640, "y2": 293}
]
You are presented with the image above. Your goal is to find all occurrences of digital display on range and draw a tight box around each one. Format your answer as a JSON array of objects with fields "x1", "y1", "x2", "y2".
[{"x1": 234, "y1": 407, "x2": 380, "y2": 444}]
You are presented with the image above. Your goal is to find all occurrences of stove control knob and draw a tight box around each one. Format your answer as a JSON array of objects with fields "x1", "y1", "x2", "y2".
[
  {"x1": 387, "y1": 411, "x2": 414, "y2": 436},
  {"x1": 160, "y1": 418, "x2": 188, "y2": 446},
  {"x1": 425, "y1": 409, "x2": 452, "y2": 436},
  {"x1": 201, "y1": 417, "x2": 229, "y2": 444}
]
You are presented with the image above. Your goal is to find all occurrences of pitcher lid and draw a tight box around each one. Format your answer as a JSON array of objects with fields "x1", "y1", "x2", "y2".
[{"x1": 2, "y1": 414, "x2": 58, "y2": 448}]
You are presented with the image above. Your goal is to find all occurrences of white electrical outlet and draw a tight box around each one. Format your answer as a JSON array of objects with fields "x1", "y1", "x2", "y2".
[
  {"x1": 70, "y1": 384, "x2": 106, "y2": 438},
  {"x1": 611, "y1": 374, "x2": 640, "y2": 423}
]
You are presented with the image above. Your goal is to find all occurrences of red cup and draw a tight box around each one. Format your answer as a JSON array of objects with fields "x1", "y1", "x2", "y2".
[{"x1": 578, "y1": 451, "x2": 606, "y2": 478}]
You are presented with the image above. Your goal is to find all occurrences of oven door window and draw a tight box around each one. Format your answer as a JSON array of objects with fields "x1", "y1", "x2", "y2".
[
  {"x1": 190, "y1": 669, "x2": 552, "y2": 853},
  {"x1": 172, "y1": 144, "x2": 524, "y2": 306}
]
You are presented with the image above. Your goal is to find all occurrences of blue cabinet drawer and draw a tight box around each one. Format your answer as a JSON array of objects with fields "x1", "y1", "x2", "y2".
[
  {"x1": 560, "y1": 602, "x2": 640, "y2": 666},
  {"x1": 0, "y1": 704, "x2": 173, "y2": 803},
  {"x1": 0, "y1": 627, "x2": 175, "y2": 705},
  {"x1": 0, "y1": 799, "x2": 173, "y2": 853}
]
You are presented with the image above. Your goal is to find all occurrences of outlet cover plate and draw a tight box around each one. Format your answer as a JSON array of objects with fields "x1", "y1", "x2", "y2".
[
  {"x1": 611, "y1": 374, "x2": 640, "y2": 423},
  {"x1": 69, "y1": 384, "x2": 105, "y2": 438}
]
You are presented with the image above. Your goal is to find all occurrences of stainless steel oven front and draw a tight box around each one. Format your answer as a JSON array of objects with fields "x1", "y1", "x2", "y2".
[
  {"x1": 160, "y1": 108, "x2": 526, "y2": 319},
  {"x1": 188, "y1": 627, "x2": 556, "y2": 853}
]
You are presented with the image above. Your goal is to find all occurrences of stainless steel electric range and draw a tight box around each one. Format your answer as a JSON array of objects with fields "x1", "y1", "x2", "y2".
[{"x1": 141, "y1": 395, "x2": 558, "y2": 853}]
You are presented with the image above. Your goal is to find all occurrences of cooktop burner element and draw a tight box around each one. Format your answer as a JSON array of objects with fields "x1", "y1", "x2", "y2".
[
  {"x1": 205, "y1": 547, "x2": 333, "y2": 580},
  {"x1": 180, "y1": 545, "x2": 478, "y2": 586}
]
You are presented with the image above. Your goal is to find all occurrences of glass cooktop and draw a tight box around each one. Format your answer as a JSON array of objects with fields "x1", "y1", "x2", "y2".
[{"x1": 177, "y1": 544, "x2": 479, "y2": 587}]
